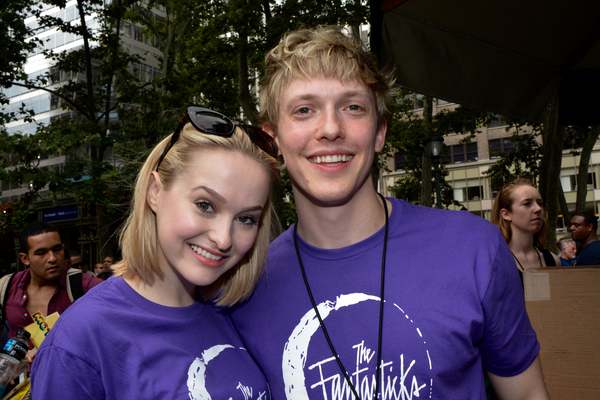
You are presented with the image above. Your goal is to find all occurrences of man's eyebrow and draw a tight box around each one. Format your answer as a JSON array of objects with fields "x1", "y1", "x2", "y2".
[
  {"x1": 192, "y1": 185, "x2": 227, "y2": 204},
  {"x1": 285, "y1": 93, "x2": 317, "y2": 105},
  {"x1": 34, "y1": 243, "x2": 62, "y2": 252},
  {"x1": 286, "y1": 90, "x2": 369, "y2": 104}
]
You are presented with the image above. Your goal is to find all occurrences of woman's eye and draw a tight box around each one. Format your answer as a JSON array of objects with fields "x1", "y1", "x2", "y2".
[
  {"x1": 197, "y1": 201, "x2": 215, "y2": 213},
  {"x1": 237, "y1": 215, "x2": 258, "y2": 226},
  {"x1": 348, "y1": 104, "x2": 362, "y2": 111},
  {"x1": 297, "y1": 107, "x2": 310, "y2": 114}
]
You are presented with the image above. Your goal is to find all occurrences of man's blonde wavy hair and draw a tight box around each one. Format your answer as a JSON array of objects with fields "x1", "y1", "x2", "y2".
[
  {"x1": 260, "y1": 25, "x2": 397, "y2": 129},
  {"x1": 113, "y1": 122, "x2": 280, "y2": 306}
]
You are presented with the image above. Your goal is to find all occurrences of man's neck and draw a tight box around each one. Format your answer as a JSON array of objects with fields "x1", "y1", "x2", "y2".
[
  {"x1": 28, "y1": 270, "x2": 61, "y2": 289},
  {"x1": 294, "y1": 189, "x2": 390, "y2": 249},
  {"x1": 581, "y1": 235, "x2": 599, "y2": 249}
]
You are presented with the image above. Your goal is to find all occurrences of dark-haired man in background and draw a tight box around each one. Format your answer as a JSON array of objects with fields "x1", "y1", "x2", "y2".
[
  {"x1": 2, "y1": 221, "x2": 102, "y2": 346},
  {"x1": 571, "y1": 211, "x2": 600, "y2": 265}
]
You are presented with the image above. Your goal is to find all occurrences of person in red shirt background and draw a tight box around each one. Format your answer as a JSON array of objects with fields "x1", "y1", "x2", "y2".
[{"x1": 2, "y1": 221, "x2": 102, "y2": 348}]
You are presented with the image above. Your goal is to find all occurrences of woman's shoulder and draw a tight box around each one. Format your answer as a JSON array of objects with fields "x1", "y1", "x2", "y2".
[
  {"x1": 537, "y1": 247, "x2": 559, "y2": 267},
  {"x1": 42, "y1": 278, "x2": 123, "y2": 349}
]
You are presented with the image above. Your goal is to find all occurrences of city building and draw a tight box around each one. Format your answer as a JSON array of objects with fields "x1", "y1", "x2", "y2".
[{"x1": 378, "y1": 99, "x2": 600, "y2": 233}]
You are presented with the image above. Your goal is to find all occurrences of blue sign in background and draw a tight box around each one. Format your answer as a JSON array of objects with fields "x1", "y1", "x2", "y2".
[{"x1": 42, "y1": 206, "x2": 78, "y2": 222}]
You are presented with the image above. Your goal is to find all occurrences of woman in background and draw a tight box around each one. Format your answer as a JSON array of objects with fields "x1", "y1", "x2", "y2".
[
  {"x1": 31, "y1": 107, "x2": 280, "y2": 399},
  {"x1": 492, "y1": 179, "x2": 560, "y2": 284}
]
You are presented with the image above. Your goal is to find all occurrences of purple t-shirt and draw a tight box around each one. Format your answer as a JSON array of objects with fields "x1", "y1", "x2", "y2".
[
  {"x1": 230, "y1": 198, "x2": 539, "y2": 399},
  {"x1": 31, "y1": 276, "x2": 270, "y2": 400}
]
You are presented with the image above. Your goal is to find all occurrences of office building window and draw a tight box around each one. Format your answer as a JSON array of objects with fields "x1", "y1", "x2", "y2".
[
  {"x1": 560, "y1": 173, "x2": 597, "y2": 192},
  {"x1": 453, "y1": 179, "x2": 484, "y2": 201},
  {"x1": 489, "y1": 138, "x2": 515, "y2": 158},
  {"x1": 488, "y1": 114, "x2": 507, "y2": 128},
  {"x1": 395, "y1": 153, "x2": 405, "y2": 171},
  {"x1": 403, "y1": 93, "x2": 424, "y2": 110},
  {"x1": 442, "y1": 142, "x2": 478, "y2": 164}
]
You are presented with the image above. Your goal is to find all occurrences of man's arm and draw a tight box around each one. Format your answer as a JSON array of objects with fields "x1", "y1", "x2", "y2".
[{"x1": 487, "y1": 355, "x2": 550, "y2": 400}]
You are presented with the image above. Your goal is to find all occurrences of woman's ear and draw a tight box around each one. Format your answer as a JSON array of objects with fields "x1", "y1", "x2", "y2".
[
  {"x1": 500, "y1": 208, "x2": 512, "y2": 222},
  {"x1": 147, "y1": 171, "x2": 162, "y2": 213}
]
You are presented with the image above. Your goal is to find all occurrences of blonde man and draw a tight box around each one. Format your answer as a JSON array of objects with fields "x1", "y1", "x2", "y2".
[{"x1": 231, "y1": 26, "x2": 549, "y2": 400}]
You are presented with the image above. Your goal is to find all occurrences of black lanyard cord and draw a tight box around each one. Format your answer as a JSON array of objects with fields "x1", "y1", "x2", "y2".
[{"x1": 293, "y1": 193, "x2": 389, "y2": 400}]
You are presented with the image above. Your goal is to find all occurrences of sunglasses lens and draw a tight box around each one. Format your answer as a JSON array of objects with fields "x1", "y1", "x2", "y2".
[
  {"x1": 193, "y1": 111, "x2": 234, "y2": 136},
  {"x1": 242, "y1": 125, "x2": 278, "y2": 157}
]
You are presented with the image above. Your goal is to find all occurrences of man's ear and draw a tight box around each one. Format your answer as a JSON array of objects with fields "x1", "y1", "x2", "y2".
[
  {"x1": 263, "y1": 124, "x2": 282, "y2": 157},
  {"x1": 19, "y1": 253, "x2": 30, "y2": 266},
  {"x1": 500, "y1": 208, "x2": 512, "y2": 222},
  {"x1": 374, "y1": 121, "x2": 387, "y2": 153},
  {"x1": 147, "y1": 171, "x2": 162, "y2": 213}
]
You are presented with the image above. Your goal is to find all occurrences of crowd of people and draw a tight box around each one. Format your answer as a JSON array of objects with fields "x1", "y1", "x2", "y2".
[{"x1": 1, "y1": 24, "x2": 597, "y2": 400}]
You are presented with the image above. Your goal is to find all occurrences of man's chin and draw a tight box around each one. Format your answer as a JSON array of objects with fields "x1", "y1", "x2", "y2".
[{"x1": 45, "y1": 266, "x2": 62, "y2": 277}]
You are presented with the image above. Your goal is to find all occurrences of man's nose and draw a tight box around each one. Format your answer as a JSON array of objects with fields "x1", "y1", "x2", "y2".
[{"x1": 316, "y1": 109, "x2": 345, "y2": 142}]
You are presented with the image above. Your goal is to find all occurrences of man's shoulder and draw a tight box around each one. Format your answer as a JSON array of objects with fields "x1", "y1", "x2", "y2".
[
  {"x1": 81, "y1": 271, "x2": 103, "y2": 288},
  {"x1": 394, "y1": 198, "x2": 499, "y2": 238},
  {"x1": 9, "y1": 269, "x2": 29, "y2": 282},
  {"x1": 581, "y1": 239, "x2": 600, "y2": 256},
  {"x1": 2, "y1": 269, "x2": 29, "y2": 292},
  {"x1": 575, "y1": 239, "x2": 600, "y2": 266}
]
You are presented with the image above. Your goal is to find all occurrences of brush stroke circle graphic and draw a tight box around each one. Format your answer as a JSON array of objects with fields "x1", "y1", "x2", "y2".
[
  {"x1": 282, "y1": 293, "x2": 433, "y2": 399},
  {"x1": 188, "y1": 345, "x2": 269, "y2": 399}
]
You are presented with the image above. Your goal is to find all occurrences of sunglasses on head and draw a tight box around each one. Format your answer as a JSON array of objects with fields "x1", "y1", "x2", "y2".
[{"x1": 155, "y1": 107, "x2": 278, "y2": 171}]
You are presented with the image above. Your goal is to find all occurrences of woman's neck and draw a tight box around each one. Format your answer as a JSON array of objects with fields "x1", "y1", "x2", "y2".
[{"x1": 508, "y1": 229, "x2": 536, "y2": 254}]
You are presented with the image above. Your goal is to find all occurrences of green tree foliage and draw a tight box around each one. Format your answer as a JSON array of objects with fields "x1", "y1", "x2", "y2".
[
  {"x1": 1, "y1": 0, "x2": 369, "y2": 247},
  {"x1": 483, "y1": 123, "x2": 542, "y2": 191},
  {"x1": 1, "y1": 0, "x2": 144, "y2": 255}
]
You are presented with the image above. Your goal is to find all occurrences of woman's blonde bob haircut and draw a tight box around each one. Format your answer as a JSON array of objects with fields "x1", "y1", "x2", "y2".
[
  {"x1": 491, "y1": 178, "x2": 548, "y2": 248},
  {"x1": 113, "y1": 122, "x2": 280, "y2": 306},
  {"x1": 260, "y1": 25, "x2": 397, "y2": 129}
]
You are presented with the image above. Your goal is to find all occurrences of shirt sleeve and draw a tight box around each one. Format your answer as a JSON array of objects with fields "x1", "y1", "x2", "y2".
[
  {"x1": 479, "y1": 234, "x2": 540, "y2": 376},
  {"x1": 31, "y1": 344, "x2": 105, "y2": 400}
]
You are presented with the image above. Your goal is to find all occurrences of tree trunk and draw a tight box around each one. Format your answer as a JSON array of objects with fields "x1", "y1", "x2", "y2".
[
  {"x1": 237, "y1": 29, "x2": 259, "y2": 125},
  {"x1": 420, "y1": 96, "x2": 433, "y2": 207},
  {"x1": 95, "y1": 194, "x2": 113, "y2": 259},
  {"x1": 575, "y1": 125, "x2": 600, "y2": 213},
  {"x1": 558, "y1": 184, "x2": 571, "y2": 229},
  {"x1": 538, "y1": 95, "x2": 557, "y2": 205},
  {"x1": 542, "y1": 94, "x2": 564, "y2": 253}
]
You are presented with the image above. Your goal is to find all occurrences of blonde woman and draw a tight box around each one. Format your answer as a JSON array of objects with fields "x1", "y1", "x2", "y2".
[{"x1": 31, "y1": 107, "x2": 280, "y2": 399}]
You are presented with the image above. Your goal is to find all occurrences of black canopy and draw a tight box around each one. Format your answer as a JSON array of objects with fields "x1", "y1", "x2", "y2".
[{"x1": 371, "y1": 0, "x2": 600, "y2": 125}]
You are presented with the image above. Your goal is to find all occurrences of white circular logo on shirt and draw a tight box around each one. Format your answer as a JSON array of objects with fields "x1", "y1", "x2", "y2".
[{"x1": 282, "y1": 293, "x2": 433, "y2": 399}]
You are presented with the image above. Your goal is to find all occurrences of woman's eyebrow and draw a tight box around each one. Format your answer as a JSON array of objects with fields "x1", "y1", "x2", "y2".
[{"x1": 192, "y1": 185, "x2": 227, "y2": 204}]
